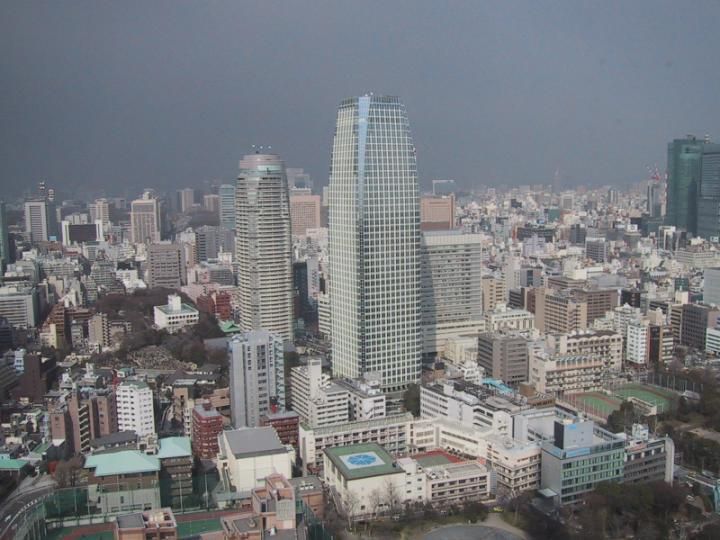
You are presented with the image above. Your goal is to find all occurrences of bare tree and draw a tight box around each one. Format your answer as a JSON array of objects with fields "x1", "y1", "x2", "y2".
[
  {"x1": 382, "y1": 478, "x2": 400, "y2": 515},
  {"x1": 369, "y1": 488, "x2": 383, "y2": 517},
  {"x1": 55, "y1": 456, "x2": 84, "y2": 488},
  {"x1": 343, "y1": 490, "x2": 359, "y2": 530}
]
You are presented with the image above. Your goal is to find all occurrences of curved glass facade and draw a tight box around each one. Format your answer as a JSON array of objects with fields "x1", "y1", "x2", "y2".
[{"x1": 328, "y1": 95, "x2": 421, "y2": 392}]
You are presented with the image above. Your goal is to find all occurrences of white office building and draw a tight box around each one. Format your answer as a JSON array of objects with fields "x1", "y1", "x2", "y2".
[
  {"x1": 626, "y1": 320, "x2": 649, "y2": 365},
  {"x1": 24, "y1": 199, "x2": 56, "y2": 243},
  {"x1": 153, "y1": 294, "x2": 199, "y2": 333},
  {"x1": 289, "y1": 358, "x2": 349, "y2": 428},
  {"x1": 116, "y1": 380, "x2": 156, "y2": 437},
  {"x1": 0, "y1": 286, "x2": 39, "y2": 328}
]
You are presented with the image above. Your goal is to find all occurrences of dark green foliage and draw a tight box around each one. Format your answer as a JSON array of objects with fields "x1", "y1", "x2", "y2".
[
  {"x1": 460, "y1": 500, "x2": 488, "y2": 522},
  {"x1": 606, "y1": 401, "x2": 640, "y2": 433},
  {"x1": 403, "y1": 383, "x2": 420, "y2": 416},
  {"x1": 672, "y1": 432, "x2": 720, "y2": 475}
]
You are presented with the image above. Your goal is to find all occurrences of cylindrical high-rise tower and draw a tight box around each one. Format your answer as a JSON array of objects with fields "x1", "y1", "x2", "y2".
[
  {"x1": 328, "y1": 95, "x2": 422, "y2": 392},
  {"x1": 235, "y1": 153, "x2": 293, "y2": 342}
]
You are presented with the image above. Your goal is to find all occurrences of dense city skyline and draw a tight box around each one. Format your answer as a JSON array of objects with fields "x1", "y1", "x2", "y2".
[
  {"x1": 3, "y1": 1, "x2": 720, "y2": 197},
  {"x1": 3, "y1": 4, "x2": 720, "y2": 539}
]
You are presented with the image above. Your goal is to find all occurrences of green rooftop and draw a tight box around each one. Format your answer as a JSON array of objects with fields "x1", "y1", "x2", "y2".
[
  {"x1": 0, "y1": 458, "x2": 29, "y2": 471},
  {"x1": 84, "y1": 450, "x2": 159, "y2": 477},
  {"x1": 157, "y1": 436, "x2": 192, "y2": 459},
  {"x1": 31, "y1": 442, "x2": 51, "y2": 455},
  {"x1": 324, "y1": 443, "x2": 399, "y2": 480},
  {"x1": 219, "y1": 320, "x2": 241, "y2": 334}
]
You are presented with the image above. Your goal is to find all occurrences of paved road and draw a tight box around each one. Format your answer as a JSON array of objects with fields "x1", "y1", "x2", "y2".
[{"x1": 0, "y1": 481, "x2": 56, "y2": 540}]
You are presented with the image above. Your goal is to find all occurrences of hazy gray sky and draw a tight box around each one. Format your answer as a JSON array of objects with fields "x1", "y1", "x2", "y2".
[{"x1": 2, "y1": 1, "x2": 719, "y2": 198}]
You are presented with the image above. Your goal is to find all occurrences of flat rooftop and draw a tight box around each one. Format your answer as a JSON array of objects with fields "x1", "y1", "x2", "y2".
[
  {"x1": 324, "y1": 443, "x2": 399, "y2": 481},
  {"x1": 425, "y1": 461, "x2": 488, "y2": 482},
  {"x1": 414, "y1": 449, "x2": 463, "y2": 467},
  {"x1": 223, "y1": 427, "x2": 286, "y2": 458}
]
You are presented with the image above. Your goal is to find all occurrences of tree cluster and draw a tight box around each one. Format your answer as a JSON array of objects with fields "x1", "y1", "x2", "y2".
[
  {"x1": 402, "y1": 383, "x2": 420, "y2": 417},
  {"x1": 606, "y1": 401, "x2": 641, "y2": 433}
]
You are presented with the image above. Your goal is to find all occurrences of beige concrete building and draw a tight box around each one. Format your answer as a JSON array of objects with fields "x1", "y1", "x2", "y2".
[
  {"x1": 289, "y1": 193, "x2": 321, "y2": 237},
  {"x1": 529, "y1": 352, "x2": 605, "y2": 394},
  {"x1": 545, "y1": 330, "x2": 623, "y2": 372},
  {"x1": 534, "y1": 288, "x2": 588, "y2": 334},
  {"x1": 420, "y1": 194, "x2": 455, "y2": 231},
  {"x1": 481, "y1": 276, "x2": 507, "y2": 313}
]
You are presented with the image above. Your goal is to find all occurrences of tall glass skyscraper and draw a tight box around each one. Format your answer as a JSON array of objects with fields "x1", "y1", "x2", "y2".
[
  {"x1": 218, "y1": 184, "x2": 236, "y2": 230},
  {"x1": 666, "y1": 136, "x2": 705, "y2": 234},
  {"x1": 696, "y1": 143, "x2": 720, "y2": 240},
  {"x1": 328, "y1": 95, "x2": 421, "y2": 392},
  {"x1": 235, "y1": 153, "x2": 293, "y2": 342}
]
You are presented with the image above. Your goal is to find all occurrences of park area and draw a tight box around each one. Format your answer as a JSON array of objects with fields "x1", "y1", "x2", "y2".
[{"x1": 568, "y1": 383, "x2": 678, "y2": 420}]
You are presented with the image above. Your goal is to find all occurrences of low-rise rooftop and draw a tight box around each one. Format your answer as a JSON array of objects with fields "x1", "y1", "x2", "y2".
[{"x1": 324, "y1": 443, "x2": 399, "y2": 481}]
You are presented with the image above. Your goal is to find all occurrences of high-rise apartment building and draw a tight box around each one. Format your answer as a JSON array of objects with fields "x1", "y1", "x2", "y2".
[
  {"x1": 328, "y1": 95, "x2": 422, "y2": 391},
  {"x1": 696, "y1": 143, "x2": 720, "y2": 240},
  {"x1": 24, "y1": 199, "x2": 57, "y2": 243},
  {"x1": 228, "y1": 331, "x2": 285, "y2": 428},
  {"x1": 130, "y1": 192, "x2": 161, "y2": 244},
  {"x1": 116, "y1": 380, "x2": 155, "y2": 437},
  {"x1": 235, "y1": 154, "x2": 293, "y2": 342},
  {"x1": 420, "y1": 231, "x2": 484, "y2": 355},
  {"x1": 666, "y1": 136, "x2": 706, "y2": 234},
  {"x1": 147, "y1": 243, "x2": 185, "y2": 289},
  {"x1": 218, "y1": 184, "x2": 236, "y2": 230},
  {"x1": 289, "y1": 193, "x2": 321, "y2": 237}
]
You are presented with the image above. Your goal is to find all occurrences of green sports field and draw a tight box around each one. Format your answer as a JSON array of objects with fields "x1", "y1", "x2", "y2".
[{"x1": 613, "y1": 384, "x2": 676, "y2": 413}]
